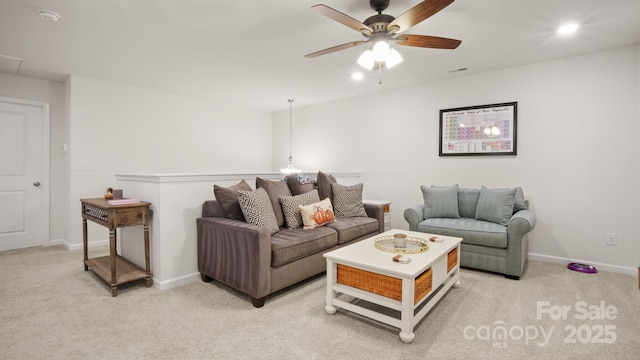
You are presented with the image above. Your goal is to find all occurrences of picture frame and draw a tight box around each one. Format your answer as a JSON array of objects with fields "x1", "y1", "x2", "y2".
[{"x1": 439, "y1": 102, "x2": 517, "y2": 156}]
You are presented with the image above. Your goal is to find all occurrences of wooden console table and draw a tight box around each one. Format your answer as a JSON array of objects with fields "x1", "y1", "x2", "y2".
[{"x1": 81, "y1": 198, "x2": 152, "y2": 296}]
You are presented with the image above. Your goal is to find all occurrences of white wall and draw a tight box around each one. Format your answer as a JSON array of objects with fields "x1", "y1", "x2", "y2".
[
  {"x1": 0, "y1": 73, "x2": 66, "y2": 243},
  {"x1": 66, "y1": 76, "x2": 272, "y2": 248},
  {"x1": 272, "y1": 46, "x2": 640, "y2": 272}
]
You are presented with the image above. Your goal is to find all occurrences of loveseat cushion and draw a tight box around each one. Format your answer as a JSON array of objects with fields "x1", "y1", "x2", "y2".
[
  {"x1": 421, "y1": 184, "x2": 461, "y2": 219},
  {"x1": 475, "y1": 186, "x2": 516, "y2": 225},
  {"x1": 270, "y1": 227, "x2": 338, "y2": 267},
  {"x1": 325, "y1": 217, "x2": 379, "y2": 244},
  {"x1": 418, "y1": 218, "x2": 507, "y2": 248},
  {"x1": 458, "y1": 188, "x2": 480, "y2": 218}
]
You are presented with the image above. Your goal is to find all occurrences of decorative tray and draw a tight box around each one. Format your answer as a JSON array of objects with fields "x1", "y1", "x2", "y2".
[{"x1": 374, "y1": 235, "x2": 429, "y2": 254}]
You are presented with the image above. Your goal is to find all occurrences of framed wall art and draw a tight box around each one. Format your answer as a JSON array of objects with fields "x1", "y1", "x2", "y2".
[{"x1": 439, "y1": 102, "x2": 517, "y2": 156}]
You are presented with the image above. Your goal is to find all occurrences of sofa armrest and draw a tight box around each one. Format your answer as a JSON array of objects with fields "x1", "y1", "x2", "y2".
[
  {"x1": 364, "y1": 203, "x2": 385, "y2": 233},
  {"x1": 196, "y1": 217, "x2": 272, "y2": 300},
  {"x1": 404, "y1": 204, "x2": 425, "y2": 231}
]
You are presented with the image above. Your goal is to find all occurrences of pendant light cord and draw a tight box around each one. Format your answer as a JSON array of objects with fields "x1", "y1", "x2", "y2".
[{"x1": 288, "y1": 99, "x2": 294, "y2": 162}]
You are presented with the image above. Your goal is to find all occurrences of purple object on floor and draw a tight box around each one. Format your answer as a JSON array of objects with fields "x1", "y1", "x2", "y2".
[{"x1": 567, "y1": 263, "x2": 597, "y2": 274}]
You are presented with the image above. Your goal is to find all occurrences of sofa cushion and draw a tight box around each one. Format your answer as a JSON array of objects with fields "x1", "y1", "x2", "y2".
[
  {"x1": 458, "y1": 188, "x2": 480, "y2": 218},
  {"x1": 299, "y1": 198, "x2": 335, "y2": 229},
  {"x1": 213, "y1": 180, "x2": 252, "y2": 221},
  {"x1": 475, "y1": 186, "x2": 516, "y2": 225},
  {"x1": 256, "y1": 177, "x2": 291, "y2": 228},
  {"x1": 238, "y1": 187, "x2": 279, "y2": 235},
  {"x1": 332, "y1": 183, "x2": 368, "y2": 218},
  {"x1": 285, "y1": 174, "x2": 316, "y2": 195},
  {"x1": 325, "y1": 217, "x2": 379, "y2": 245},
  {"x1": 418, "y1": 218, "x2": 508, "y2": 248},
  {"x1": 280, "y1": 189, "x2": 320, "y2": 229},
  {"x1": 316, "y1": 171, "x2": 337, "y2": 203},
  {"x1": 270, "y1": 227, "x2": 338, "y2": 267},
  {"x1": 421, "y1": 184, "x2": 461, "y2": 219}
]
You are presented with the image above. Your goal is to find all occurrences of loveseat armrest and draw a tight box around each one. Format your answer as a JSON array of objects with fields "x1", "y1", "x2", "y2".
[
  {"x1": 364, "y1": 203, "x2": 385, "y2": 233},
  {"x1": 196, "y1": 217, "x2": 272, "y2": 301},
  {"x1": 508, "y1": 209, "x2": 536, "y2": 233},
  {"x1": 404, "y1": 204, "x2": 426, "y2": 231}
]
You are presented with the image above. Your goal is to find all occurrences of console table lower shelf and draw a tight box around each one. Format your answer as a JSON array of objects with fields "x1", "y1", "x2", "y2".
[{"x1": 84, "y1": 255, "x2": 150, "y2": 291}]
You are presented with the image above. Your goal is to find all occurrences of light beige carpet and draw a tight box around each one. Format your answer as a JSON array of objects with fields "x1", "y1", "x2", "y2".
[{"x1": 1, "y1": 245, "x2": 638, "y2": 360}]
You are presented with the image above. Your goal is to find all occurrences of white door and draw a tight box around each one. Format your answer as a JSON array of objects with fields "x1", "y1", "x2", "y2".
[{"x1": 0, "y1": 97, "x2": 49, "y2": 251}]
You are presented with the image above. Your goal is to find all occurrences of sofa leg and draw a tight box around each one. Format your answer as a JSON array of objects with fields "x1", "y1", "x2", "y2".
[
  {"x1": 504, "y1": 275, "x2": 520, "y2": 280},
  {"x1": 252, "y1": 296, "x2": 267, "y2": 308},
  {"x1": 201, "y1": 273, "x2": 213, "y2": 282}
]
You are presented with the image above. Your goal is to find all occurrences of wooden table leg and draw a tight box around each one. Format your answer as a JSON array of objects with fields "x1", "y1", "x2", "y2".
[
  {"x1": 82, "y1": 218, "x2": 88, "y2": 271},
  {"x1": 109, "y1": 227, "x2": 117, "y2": 297},
  {"x1": 144, "y1": 222, "x2": 152, "y2": 287}
]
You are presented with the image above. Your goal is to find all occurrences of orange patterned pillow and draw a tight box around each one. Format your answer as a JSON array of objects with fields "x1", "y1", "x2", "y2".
[{"x1": 298, "y1": 198, "x2": 335, "y2": 229}]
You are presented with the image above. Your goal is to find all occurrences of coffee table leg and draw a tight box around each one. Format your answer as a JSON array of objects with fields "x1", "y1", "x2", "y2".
[
  {"x1": 453, "y1": 268, "x2": 461, "y2": 288},
  {"x1": 325, "y1": 259, "x2": 337, "y2": 314},
  {"x1": 399, "y1": 277, "x2": 416, "y2": 343}
]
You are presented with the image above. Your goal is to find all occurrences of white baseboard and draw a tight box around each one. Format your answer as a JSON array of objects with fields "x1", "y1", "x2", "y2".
[
  {"x1": 153, "y1": 272, "x2": 201, "y2": 290},
  {"x1": 50, "y1": 239, "x2": 109, "y2": 251},
  {"x1": 529, "y1": 252, "x2": 638, "y2": 277}
]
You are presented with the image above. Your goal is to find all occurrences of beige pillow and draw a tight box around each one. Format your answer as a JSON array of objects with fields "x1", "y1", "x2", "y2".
[{"x1": 298, "y1": 198, "x2": 335, "y2": 229}]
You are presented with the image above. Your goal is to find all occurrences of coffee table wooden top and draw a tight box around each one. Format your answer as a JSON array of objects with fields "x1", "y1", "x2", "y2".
[{"x1": 324, "y1": 229, "x2": 462, "y2": 278}]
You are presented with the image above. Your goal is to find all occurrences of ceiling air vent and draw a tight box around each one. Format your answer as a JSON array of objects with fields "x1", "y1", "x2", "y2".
[{"x1": 0, "y1": 54, "x2": 23, "y2": 74}]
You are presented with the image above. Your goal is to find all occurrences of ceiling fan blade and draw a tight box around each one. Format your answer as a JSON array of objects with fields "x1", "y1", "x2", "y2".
[
  {"x1": 312, "y1": 4, "x2": 373, "y2": 34},
  {"x1": 305, "y1": 40, "x2": 367, "y2": 58},
  {"x1": 387, "y1": 0, "x2": 455, "y2": 34},
  {"x1": 394, "y1": 34, "x2": 461, "y2": 49}
]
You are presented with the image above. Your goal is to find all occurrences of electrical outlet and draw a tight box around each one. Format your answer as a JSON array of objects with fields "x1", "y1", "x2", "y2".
[
  {"x1": 74, "y1": 161, "x2": 95, "y2": 171},
  {"x1": 605, "y1": 233, "x2": 617, "y2": 246}
]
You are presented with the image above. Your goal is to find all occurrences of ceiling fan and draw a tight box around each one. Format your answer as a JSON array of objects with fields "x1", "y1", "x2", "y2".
[{"x1": 305, "y1": 0, "x2": 461, "y2": 70}]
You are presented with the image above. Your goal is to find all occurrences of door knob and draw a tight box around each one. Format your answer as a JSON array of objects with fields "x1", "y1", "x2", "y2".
[{"x1": 33, "y1": 181, "x2": 41, "y2": 187}]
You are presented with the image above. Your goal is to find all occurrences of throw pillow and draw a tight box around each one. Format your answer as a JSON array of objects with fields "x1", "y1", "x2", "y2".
[
  {"x1": 280, "y1": 189, "x2": 321, "y2": 229},
  {"x1": 513, "y1": 187, "x2": 526, "y2": 212},
  {"x1": 285, "y1": 174, "x2": 316, "y2": 195},
  {"x1": 420, "y1": 185, "x2": 461, "y2": 219},
  {"x1": 237, "y1": 187, "x2": 279, "y2": 235},
  {"x1": 457, "y1": 187, "x2": 480, "y2": 218},
  {"x1": 316, "y1": 171, "x2": 337, "y2": 203},
  {"x1": 213, "y1": 180, "x2": 252, "y2": 221},
  {"x1": 299, "y1": 198, "x2": 335, "y2": 229},
  {"x1": 256, "y1": 177, "x2": 292, "y2": 228},
  {"x1": 475, "y1": 186, "x2": 517, "y2": 225},
  {"x1": 331, "y1": 183, "x2": 368, "y2": 218}
]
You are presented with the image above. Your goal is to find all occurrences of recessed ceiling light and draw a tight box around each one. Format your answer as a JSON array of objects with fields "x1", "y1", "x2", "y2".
[
  {"x1": 351, "y1": 72, "x2": 364, "y2": 81},
  {"x1": 38, "y1": 9, "x2": 61, "y2": 23},
  {"x1": 557, "y1": 23, "x2": 578, "y2": 35}
]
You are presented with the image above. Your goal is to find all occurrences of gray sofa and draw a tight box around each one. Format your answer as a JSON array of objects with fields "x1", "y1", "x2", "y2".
[
  {"x1": 404, "y1": 185, "x2": 536, "y2": 279},
  {"x1": 197, "y1": 172, "x2": 384, "y2": 307}
]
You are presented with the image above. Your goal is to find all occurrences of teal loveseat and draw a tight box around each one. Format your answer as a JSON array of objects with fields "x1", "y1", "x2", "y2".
[{"x1": 404, "y1": 185, "x2": 536, "y2": 279}]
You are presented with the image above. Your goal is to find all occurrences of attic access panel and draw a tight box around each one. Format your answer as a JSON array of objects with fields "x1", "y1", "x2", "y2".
[{"x1": 439, "y1": 102, "x2": 517, "y2": 156}]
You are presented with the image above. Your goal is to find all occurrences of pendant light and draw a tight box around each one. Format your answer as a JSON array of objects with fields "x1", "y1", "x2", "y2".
[{"x1": 280, "y1": 99, "x2": 301, "y2": 174}]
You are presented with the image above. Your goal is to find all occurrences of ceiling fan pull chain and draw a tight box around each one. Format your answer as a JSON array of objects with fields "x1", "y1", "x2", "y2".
[{"x1": 378, "y1": 64, "x2": 383, "y2": 85}]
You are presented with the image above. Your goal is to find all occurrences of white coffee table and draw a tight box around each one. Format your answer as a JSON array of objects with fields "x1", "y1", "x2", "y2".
[{"x1": 323, "y1": 229, "x2": 462, "y2": 343}]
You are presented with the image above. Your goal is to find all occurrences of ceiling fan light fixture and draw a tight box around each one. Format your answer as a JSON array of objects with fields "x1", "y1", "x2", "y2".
[
  {"x1": 357, "y1": 50, "x2": 375, "y2": 70},
  {"x1": 371, "y1": 40, "x2": 390, "y2": 62},
  {"x1": 385, "y1": 48, "x2": 403, "y2": 68}
]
